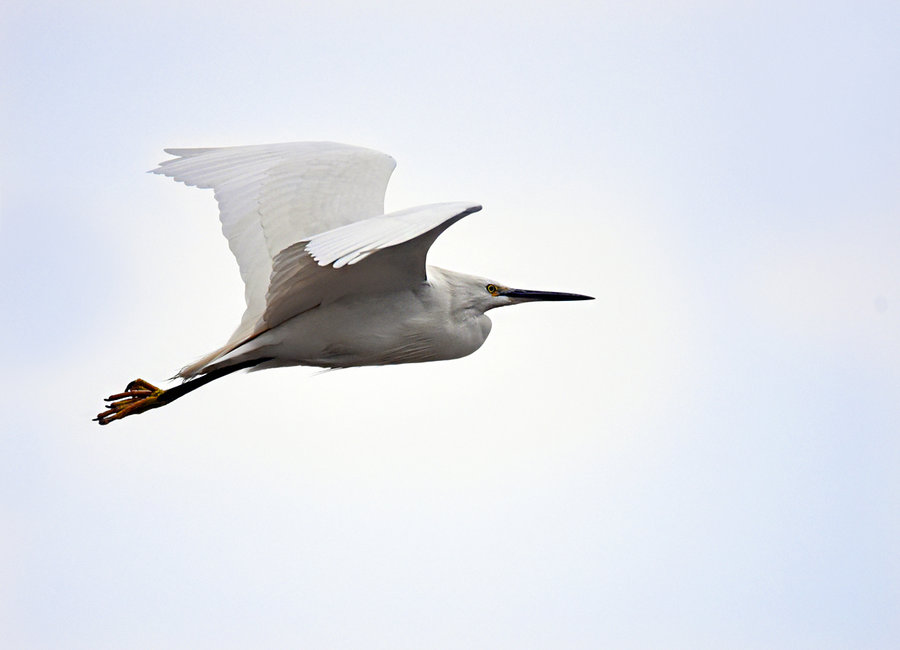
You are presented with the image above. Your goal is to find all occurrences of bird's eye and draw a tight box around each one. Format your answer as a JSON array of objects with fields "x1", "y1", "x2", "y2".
[{"x1": 486, "y1": 284, "x2": 499, "y2": 295}]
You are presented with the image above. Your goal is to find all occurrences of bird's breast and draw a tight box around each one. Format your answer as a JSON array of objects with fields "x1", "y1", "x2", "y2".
[
  {"x1": 423, "y1": 311, "x2": 492, "y2": 363},
  {"x1": 261, "y1": 292, "x2": 492, "y2": 368}
]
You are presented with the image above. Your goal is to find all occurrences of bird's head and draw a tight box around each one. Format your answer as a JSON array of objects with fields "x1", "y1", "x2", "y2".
[
  {"x1": 434, "y1": 267, "x2": 593, "y2": 313},
  {"x1": 477, "y1": 280, "x2": 594, "y2": 311},
  {"x1": 430, "y1": 267, "x2": 593, "y2": 313}
]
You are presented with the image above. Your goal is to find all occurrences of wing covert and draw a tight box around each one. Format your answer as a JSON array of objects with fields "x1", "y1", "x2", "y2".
[
  {"x1": 263, "y1": 202, "x2": 482, "y2": 330},
  {"x1": 305, "y1": 202, "x2": 482, "y2": 268}
]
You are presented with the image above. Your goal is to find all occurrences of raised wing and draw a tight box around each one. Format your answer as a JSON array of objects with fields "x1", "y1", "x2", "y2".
[
  {"x1": 264, "y1": 202, "x2": 481, "y2": 328},
  {"x1": 178, "y1": 201, "x2": 481, "y2": 377},
  {"x1": 152, "y1": 141, "x2": 396, "y2": 349}
]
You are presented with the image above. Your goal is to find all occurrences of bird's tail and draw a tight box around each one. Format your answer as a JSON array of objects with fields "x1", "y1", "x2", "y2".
[{"x1": 177, "y1": 346, "x2": 231, "y2": 379}]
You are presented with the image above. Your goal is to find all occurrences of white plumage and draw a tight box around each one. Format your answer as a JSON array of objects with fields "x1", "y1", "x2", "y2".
[
  {"x1": 153, "y1": 142, "x2": 398, "y2": 363},
  {"x1": 96, "y1": 142, "x2": 591, "y2": 424}
]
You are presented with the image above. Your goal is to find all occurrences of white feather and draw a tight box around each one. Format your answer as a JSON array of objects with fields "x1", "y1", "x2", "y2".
[
  {"x1": 154, "y1": 142, "x2": 482, "y2": 377},
  {"x1": 152, "y1": 141, "x2": 396, "y2": 352}
]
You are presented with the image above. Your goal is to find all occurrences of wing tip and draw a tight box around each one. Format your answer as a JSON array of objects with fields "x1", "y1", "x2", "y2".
[
  {"x1": 149, "y1": 142, "x2": 396, "y2": 176},
  {"x1": 162, "y1": 147, "x2": 215, "y2": 157}
]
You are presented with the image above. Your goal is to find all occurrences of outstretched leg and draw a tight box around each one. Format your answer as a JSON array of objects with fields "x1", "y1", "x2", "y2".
[{"x1": 94, "y1": 358, "x2": 272, "y2": 425}]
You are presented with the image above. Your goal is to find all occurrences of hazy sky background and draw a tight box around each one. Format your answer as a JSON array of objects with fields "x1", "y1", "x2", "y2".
[{"x1": 2, "y1": 1, "x2": 899, "y2": 648}]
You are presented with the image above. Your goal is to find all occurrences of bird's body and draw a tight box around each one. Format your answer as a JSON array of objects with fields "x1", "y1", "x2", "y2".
[
  {"x1": 96, "y1": 142, "x2": 591, "y2": 424},
  {"x1": 211, "y1": 266, "x2": 493, "y2": 372}
]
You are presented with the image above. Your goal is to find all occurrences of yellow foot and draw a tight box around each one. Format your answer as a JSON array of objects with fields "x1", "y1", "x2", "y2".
[{"x1": 95, "y1": 378, "x2": 167, "y2": 425}]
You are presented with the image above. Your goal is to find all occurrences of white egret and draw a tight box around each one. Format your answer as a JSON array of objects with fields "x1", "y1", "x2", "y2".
[{"x1": 96, "y1": 142, "x2": 593, "y2": 424}]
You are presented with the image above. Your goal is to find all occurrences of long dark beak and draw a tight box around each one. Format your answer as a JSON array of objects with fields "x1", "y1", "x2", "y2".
[{"x1": 500, "y1": 288, "x2": 594, "y2": 302}]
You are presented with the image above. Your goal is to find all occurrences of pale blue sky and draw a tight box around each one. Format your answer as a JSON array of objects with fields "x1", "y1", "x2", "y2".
[{"x1": 2, "y1": 1, "x2": 899, "y2": 648}]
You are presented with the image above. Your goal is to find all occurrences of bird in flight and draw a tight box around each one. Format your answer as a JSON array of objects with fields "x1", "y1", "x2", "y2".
[{"x1": 96, "y1": 142, "x2": 593, "y2": 425}]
